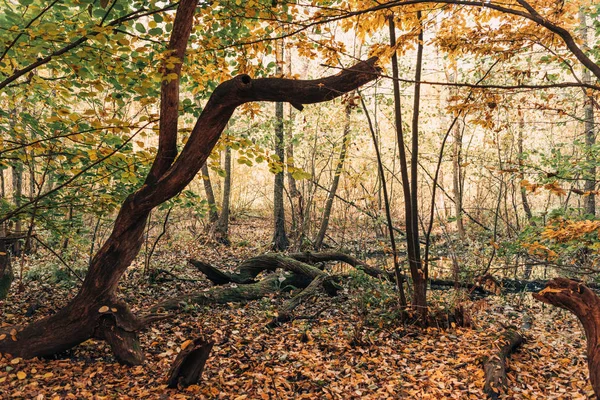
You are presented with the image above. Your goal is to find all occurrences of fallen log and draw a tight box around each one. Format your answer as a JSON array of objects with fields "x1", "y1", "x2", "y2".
[
  {"x1": 190, "y1": 252, "x2": 381, "y2": 327},
  {"x1": 533, "y1": 278, "x2": 600, "y2": 397},
  {"x1": 167, "y1": 336, "x2": 214, "y2": 389},
  {"x1": 153, "y1": 273, "x2": 313, "y2": 311},
  {"x1": 190, "y1": 254, "x2": 324, "y2": 285},
  {"x1": 483, "y1": 315, "x2": 532, "y2": 399},
  {"x1": 429, "y1": 276, "x2": 600, "y2": 297},
  {"x1": 190, "y1": 251, "x2": 393, "y2": 286}
]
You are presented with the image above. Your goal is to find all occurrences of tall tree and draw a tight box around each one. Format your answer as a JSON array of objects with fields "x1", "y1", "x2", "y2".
[
  {"x1": 201, "y1": 163, "x2": 219, "y2": 227},
  {"x1": 214, "y1": 146, "x2": 232, "y2": 245},
  {"x1": 0, "y1": 0, "x2": 379, "y2": 361},
  {"x1": 389, "y1": 12, "x2": 427, "y2": 319},
  {"x1": 314, "y1": 97, "x2": 353, "y2": 250},
  {"x1": 272, "y1": 41, "x2": 289, "y2": 251},
  {"x1": 579, "y1": 10, "x2": 596, "y2": 217}
]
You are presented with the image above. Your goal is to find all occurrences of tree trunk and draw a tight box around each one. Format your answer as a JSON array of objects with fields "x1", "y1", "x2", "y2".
[
  {"x1": 517, "y1": 110, "x2": 536, "y2": 278},
  {"x1": 390, "y1": 14, "x2": 426, "y2": 319},
  {"x1": 214, "y1": 146, "x2": 231, "y2": 245},
  {"x1": 11, "y1": 163, "x2": 23, "y2": 255},
  {"x1": 534, "y1": 279, "x2": 600, "y2": 397},
  {"x1": 0, "y1": 0, "x2": 379, "y2": 361},
  {"x1": 314, "y1": 98, "x2": 352, "y2": 250},
  {"x1": 272, "y1": 41, "x2": 289, "y2": 251},
  {"x1": 285, "y1": 49, "x2": 302, "y2": 241},
  {"x1": 201, "y1": 163, "x2": 219, "y2": 226},
  {"x1": 580, "y1": 11, "x2": 596, "y2": 217},
  {"x1": 0, "y1": 240, "x2": 13, "y2": 300}
]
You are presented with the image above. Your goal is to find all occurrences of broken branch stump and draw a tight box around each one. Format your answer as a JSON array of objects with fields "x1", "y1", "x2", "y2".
[{"x1": 167, "y1": 336, "x2": 214, "y2": 389}]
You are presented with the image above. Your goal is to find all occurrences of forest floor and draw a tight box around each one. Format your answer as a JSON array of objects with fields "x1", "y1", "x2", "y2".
[{"x1": 0, "y1": 219, "x2": 596, "y2": 399}]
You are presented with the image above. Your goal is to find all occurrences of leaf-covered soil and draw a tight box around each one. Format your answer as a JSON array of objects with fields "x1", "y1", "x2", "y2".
[{"x1": 0, "y1": 223, "x2": 595, "y2": 399}]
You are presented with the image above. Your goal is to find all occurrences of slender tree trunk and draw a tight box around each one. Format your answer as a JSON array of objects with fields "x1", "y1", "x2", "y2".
[
  {"x1": 286, "y1": 50, "x2": 302, "y2": 240},
  {"x1": 0, "y1": 0, "x2": 379, "y2": 360},
  {"x1": 215, "y1": 146, "x2": 231, "y2": 245},
  {"x1": 360, "y1": 93, "x2": 408, "y2": 308},
  {"x1": 201, "y1": 163, "x2": 219, "y2": 226},
  {"x1": 11, "y1": 164, "x2": 23, "y2": 255},
  {"x1": 448, "y1": 70, "x2": 465, "y2": 239},
  {"x1": 518, "y1": 111, "x2": 535, "y2": 279},
  {"x1": 314, "y1": 98, "x2": 353, "y2": 250},
  {"x1": 580, "y1": 11, "x2": 596, "y2": 217},
  {"x1": 272, "y1": 41, "x2": 289, "y2": 251},
  {"x1": 390, "y1": 14, "x2": 426, "y2": 318}
]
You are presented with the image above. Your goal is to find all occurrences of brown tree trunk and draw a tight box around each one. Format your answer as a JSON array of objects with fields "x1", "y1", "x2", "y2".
[
  {"x1": 201, "y1": 163, "x2": 219, "y2": 226},
  {"x1": 0, "y1": 0, "x2": 379, "y2": 361},
  {"x1": 579, "y1": 11, "x2": 596, "y2": 217},
  {"x1": 314, "y1": 98, "x2": 352, "y2": 250},
  {"x1": 389, "y1": 13, "x2": 426, "y2": 319},
  {"x1": 214, "y1": 146, "x2": 231, "y2": 245},
  {"x1": 0, "y1": 240, "x2": 13, "y2": 300},
  {"x1": 272, "y1": 41, "x2": 289, "y2": 251},
  {"x1": 534, "y1": 279, "x2": 600, "y2": 397}
]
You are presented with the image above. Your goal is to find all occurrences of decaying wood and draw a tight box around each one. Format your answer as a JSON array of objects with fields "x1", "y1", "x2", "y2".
[
  {"x1": 0, "y1": 0, "x2": 380, "y2": 361},
  {"x1": 153, "y1": 273, "x2": 313, "y2": 312},
  {"x1": 190, "y1": 251, "x2": 393, "y2": 286},
  {"x1": 533, "y1": 278, "x2": 600, "y2": 397},
  {"x1": 483, "y1": 315, "x2": 532, "y2": 399},
  {"x1": 167, "y1": 336, "x2": 214, "y2": 389}
]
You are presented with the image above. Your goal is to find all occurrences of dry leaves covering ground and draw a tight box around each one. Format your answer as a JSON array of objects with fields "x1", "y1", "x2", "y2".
[{"x1": 0, "y1": 221, "x2": 596, "y2": 399}]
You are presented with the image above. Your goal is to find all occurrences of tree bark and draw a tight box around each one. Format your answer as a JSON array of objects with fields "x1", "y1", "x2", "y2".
[
  {"x1": 534, "y1": 279, "x2": 600, "y2": 397},
  {"x1": 390, "y1": 13, "x2": 426, "y2": 319},
  {"x1": 200, "y1": 163, "x2": 219, "y2": 226},
  {"x1": 214, "y1": 146, "x2": 231, "y2": 245},
  {"x1": 483, "y1": 316, "x2": 531, "y2": 399},
  {"x1": 272, "y1": 41, "x2": 289, "y2": 251},
  {"x1": 0, "y1": 240, "x2": 13, "y2": 300},
  {"x1": 0, "y1": 0, "x2": 380, "y2": 361},
  {"x1": 579, "y1": 11, "x2": 596, "y2": 217},
  {"x1": 167, "y1": 336, "x2": 214, "y2": 388},
  {"x1": 314, "y1": 98, "x2": 352, "y2": 250},
  {"x1": 154, "y1": 273, "x2": 313, "y2": 311}
]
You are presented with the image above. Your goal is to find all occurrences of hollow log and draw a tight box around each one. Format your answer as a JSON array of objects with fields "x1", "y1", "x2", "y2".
[
  {"x1": 533, "y1": 278, "x2": 600, "y2": 397},
  {"x1": 0, "y1": 0, "x2": 379, "y2": 361},
  {"x1": 167, "y1": 336, "x2": 214, "y2": 389},
  {"x1": 483, "y1": 315, "x2": 531, "y2": 399}
]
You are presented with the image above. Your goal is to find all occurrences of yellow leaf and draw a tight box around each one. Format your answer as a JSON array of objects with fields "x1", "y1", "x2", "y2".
[
  {"x1": 98, "y1": 306, "x2": 109, "y2": 313},
  {"x1": 181, "y1": 339, "x2": 193, "y2": 350},
  {"x1": 17, "y1": 371, "x2": 26, "y2": 380},
  {"x1": 10, "y1": 357, "x2": 21, "y2": 364}
]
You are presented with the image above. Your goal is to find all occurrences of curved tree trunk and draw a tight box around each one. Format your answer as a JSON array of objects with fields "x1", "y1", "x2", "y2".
[
  {"x1": 0, "y1": 0, "x2": 380, "y2": 361},
  {"x1": 534, "y1": 279, "x2": 600, "y2": 397}
]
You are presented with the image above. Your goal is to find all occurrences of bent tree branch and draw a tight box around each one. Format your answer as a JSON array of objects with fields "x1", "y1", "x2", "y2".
[{"x1": 0, "y1": 0, "x2": 380, "y2": 363}]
